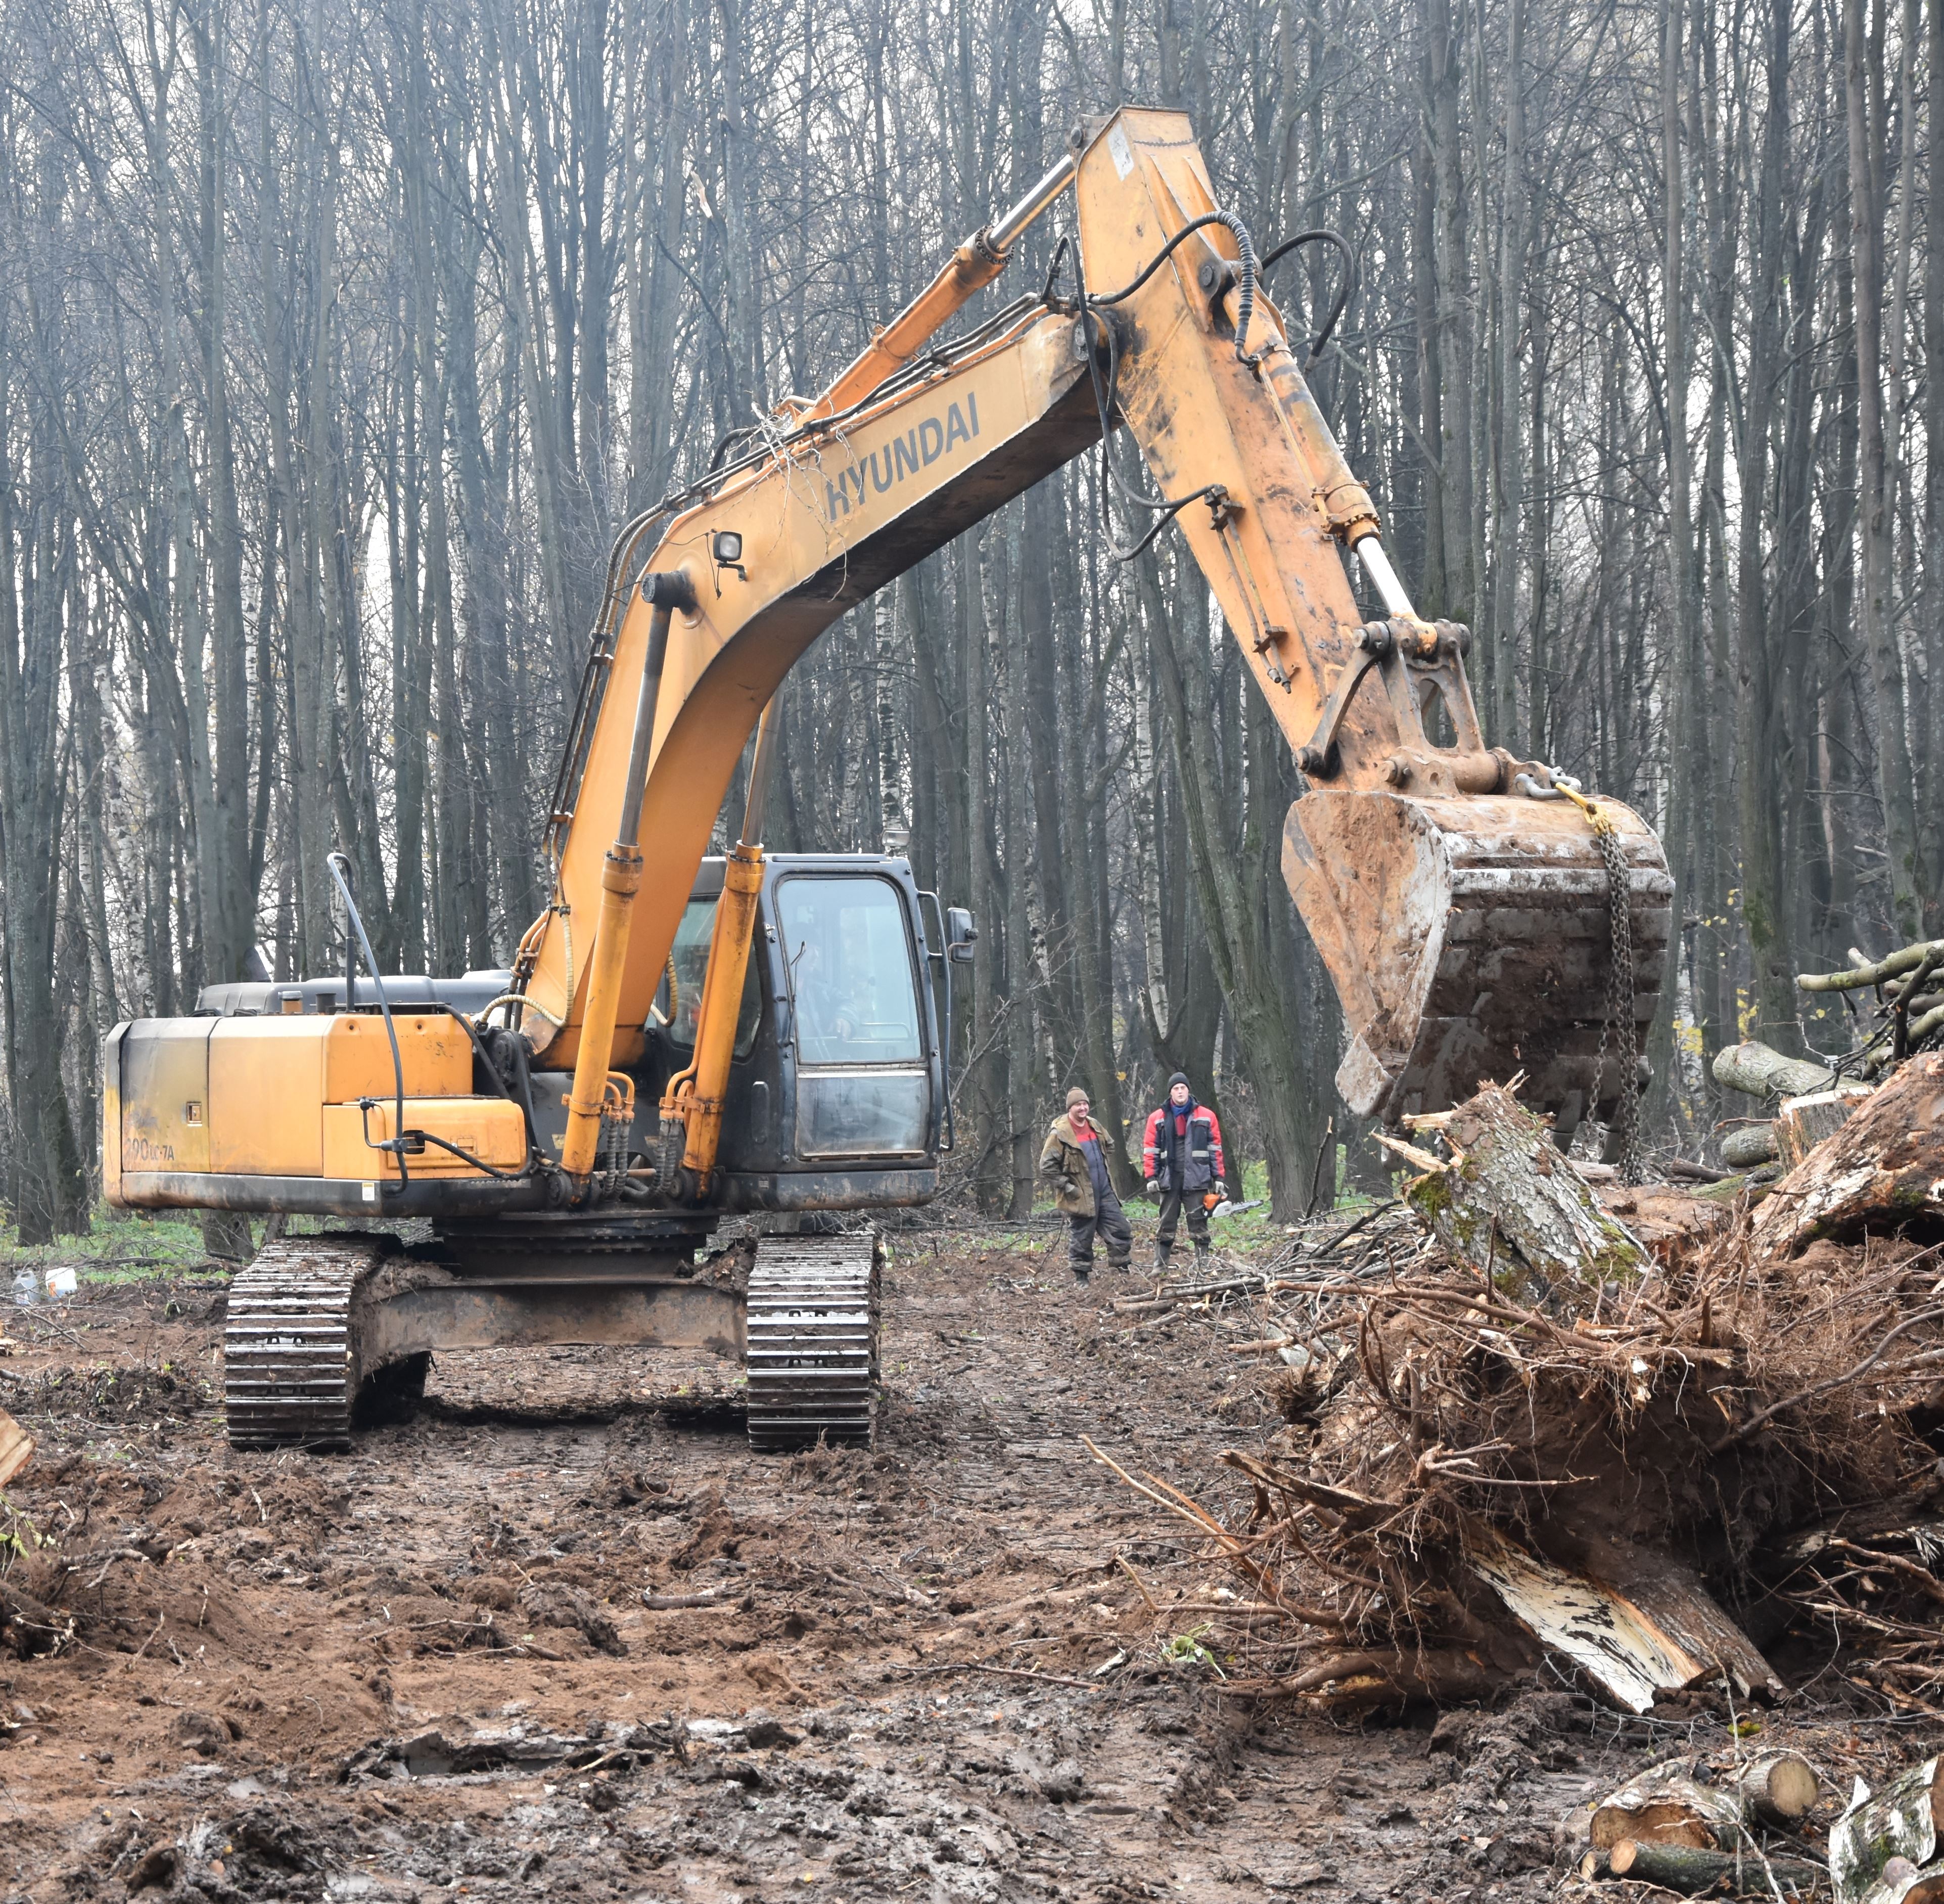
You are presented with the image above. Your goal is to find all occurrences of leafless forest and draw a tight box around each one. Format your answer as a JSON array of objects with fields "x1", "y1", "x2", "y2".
[{"x1": 0, "y1": 0, "x2": 1935, "y2": 1239}]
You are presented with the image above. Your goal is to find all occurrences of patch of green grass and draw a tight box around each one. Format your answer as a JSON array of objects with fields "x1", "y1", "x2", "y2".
[{"x1": 0, "y1": 1209, "x2": 232, "y2": 1286}]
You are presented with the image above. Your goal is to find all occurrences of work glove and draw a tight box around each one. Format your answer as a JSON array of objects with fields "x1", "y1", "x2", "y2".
[
  {"x1": 1144, "y1": 1178, "x2": 1158, "y2": 1196},
  {"x1": 1214, "y1": 1181, "x2": 1228, "y2": 1200}
]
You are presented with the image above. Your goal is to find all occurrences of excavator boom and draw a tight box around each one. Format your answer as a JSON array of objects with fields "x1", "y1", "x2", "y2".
[{"x1": 522, "y1": 108, "x2": 1668, "y2": 1165}]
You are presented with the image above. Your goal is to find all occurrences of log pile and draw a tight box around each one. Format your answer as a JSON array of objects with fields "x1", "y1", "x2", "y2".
[
  {"x1": 1557, "y1": 1751, "x2": 1826, "y2": 1894},
  {"x1": 1801, "y1": 939, "x2": 1944, "y2": 1075},
  {"x1": 1096, "y1": 1072, "x2": 1944, "y2": 1727}
]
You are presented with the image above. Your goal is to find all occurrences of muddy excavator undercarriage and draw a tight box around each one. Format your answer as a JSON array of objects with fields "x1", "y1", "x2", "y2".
[{"x1": 104, "y1": 108, "x2": 1671, "y2": 1452}]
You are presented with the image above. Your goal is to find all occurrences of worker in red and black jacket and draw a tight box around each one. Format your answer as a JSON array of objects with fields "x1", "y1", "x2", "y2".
[{"x1": 1142, "y1": 1073, "x2": 1227, "y2": 1270}]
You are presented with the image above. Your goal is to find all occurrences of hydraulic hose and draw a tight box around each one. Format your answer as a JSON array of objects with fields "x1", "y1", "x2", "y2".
[{"x1": 1260, "y1": 228, "x2": 1358, "y2": 367}]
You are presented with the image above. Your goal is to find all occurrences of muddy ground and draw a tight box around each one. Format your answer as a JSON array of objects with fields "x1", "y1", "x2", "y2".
[{"x1": 0, "y1": 1231, "x2": 1933, "y2": 1902}]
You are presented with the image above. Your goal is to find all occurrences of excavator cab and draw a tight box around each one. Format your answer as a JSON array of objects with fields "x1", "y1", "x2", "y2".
[
  {"x1": 516, "y1": 854, "x2": 959, "y2": 1207},
  {"x1": 132, "y1": 851, "x2": 959, "y2": 1216}
]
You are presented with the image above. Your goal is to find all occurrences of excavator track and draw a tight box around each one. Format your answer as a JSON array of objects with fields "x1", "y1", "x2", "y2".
[
  {"x1": 744, "y1": 1235, "x2": 880, "y2": 1453},
  {"x1": 223, "y1": 1236, "x2": 393, "y2": 1451}
]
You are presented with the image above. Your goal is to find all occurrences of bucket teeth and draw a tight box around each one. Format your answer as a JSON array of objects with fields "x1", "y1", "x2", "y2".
[
  {"x1": 1283, "y1": 790, "x2": 1673, "y2": 1130},
  {"x1": 745, "y1": 1236, "x2": 881, "y2": 1453}
]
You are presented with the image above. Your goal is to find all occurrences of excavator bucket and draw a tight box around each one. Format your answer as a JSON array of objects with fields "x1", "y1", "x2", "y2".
[{"x1": 1283, "y1": 790, "x2": 1673, "y2": 1140}]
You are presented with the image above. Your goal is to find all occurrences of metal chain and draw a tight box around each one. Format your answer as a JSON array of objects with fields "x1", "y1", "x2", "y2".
[{"x1": 1590, "y1": 813, "x2": 1645, "y2": 1184}]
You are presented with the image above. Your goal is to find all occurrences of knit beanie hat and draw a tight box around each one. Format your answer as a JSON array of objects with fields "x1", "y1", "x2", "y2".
[
  {"x1": 1168, "y1": 1072, "x2": 1190, "y2": 1093},
  {"x1": 1065, "y1": 1085, "x2": 1090, "y2": 1109}
]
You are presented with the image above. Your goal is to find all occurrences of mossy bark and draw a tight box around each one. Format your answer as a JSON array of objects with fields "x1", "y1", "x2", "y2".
[
  {"x1": 1609, "y1": 1838, "x2": 1823, "y2": 1895},
  {"x1": 1401, "y1": 1083, "x2": 1651, "y2": 1311},
  {"x1": 1831, "y1": 1756, "x2": 1942, "y2": 1901}
]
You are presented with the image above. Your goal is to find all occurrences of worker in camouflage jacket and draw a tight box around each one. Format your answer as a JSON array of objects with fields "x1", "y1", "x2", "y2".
[
  {"x1": 1142, "y1": 1073, "x2": 1227, "y2": 1270},
  {"x1": 1038, "y1": 1085, "x2": 1132, "y2": 1285}
]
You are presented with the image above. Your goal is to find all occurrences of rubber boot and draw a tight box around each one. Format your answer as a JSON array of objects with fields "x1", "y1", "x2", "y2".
[
  {"x1": 1192, "y1": 1238, "x2": 1212, "y2": 1271},
  {"x1": 1153, "y1": 1241, "x2": 1172, "y2": 1273}
]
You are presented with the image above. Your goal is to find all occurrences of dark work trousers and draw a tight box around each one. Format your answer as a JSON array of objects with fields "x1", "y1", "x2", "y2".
[
  {"x1": 1067, "y1": 1195, "x2": 1133, "y2": 1278},
  {"x1": 1156, "y1": 1186, "x2": 1210, "y2": 1254}
]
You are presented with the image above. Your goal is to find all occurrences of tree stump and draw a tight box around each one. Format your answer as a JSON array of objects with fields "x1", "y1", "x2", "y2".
[
  {"x1": 1751, "y1": 1053, "x2": 1944, "y2": 1256},
  {"x1": 1398, "y1": 1082, "x2": 1651, "y2": 1311},
  {"x1": 1715, "y1": 1040, "x2": 1839, "y2": 1101},
  {"x1": 1776, "y1": 1087, "x2": 1873, "y2": 1169},
  {"x1": 1831, "y1": 1756, "x2": 1944, "y2": 1901}
]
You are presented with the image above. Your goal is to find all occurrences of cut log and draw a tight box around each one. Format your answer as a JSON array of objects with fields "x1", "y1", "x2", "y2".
[
  {"x1": 1590, "y1": 1757, "x2": 1745, "y2": 1851},
  {"x1": 1801, "y1": 941, "x2": 1944, "y2": 993},
  {"x1": 1751, "y1": 1053, "x2": 1944, "y2": 1256},
  {"x1": 1665, "y1": 1158, "x2": 1729, "y2": 1183},
  {"x1": 0, "y1": 1408, "x2": 32, "y2": 1487},
  {"x1": 1776, "y1": 1088, "x2": 1873, "y2": 1169},
  {"x1": 1831, "y1": 1757, "x2": 1944, "y2": 1901},
  {"x1": 1693, "y1": 1169, "x2": 1781, "y2": 1206},
  {"x1": 1722, "y1": 1124, "x2": 1781, "y2": 1169},
  {"x1": 1734, "y1": 1751, "x2": 1822, "y2": 1829},
  {"x1": 1467, "y1": 1527, "x2": 1780, "y2": 1713},
  {"x1": 1607, "y1": 1837, "x2": 1825, "y2": 1895},
  {"x1": 1715, "y1": 1040, "x2": 1839, "y2": 1101},
  {"x1": 1398, "y1": 1083, "x2": 1651, "y2": 1311}
]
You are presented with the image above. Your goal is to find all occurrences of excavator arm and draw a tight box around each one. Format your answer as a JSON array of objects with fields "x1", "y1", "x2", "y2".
[{"x1": 516, "y1": 107, "x2": 1670, "y2": 1187}]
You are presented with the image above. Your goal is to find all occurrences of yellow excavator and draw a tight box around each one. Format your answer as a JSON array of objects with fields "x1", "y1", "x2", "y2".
[{"x1": 104, "y1": 110, "x2": 1670, "y2": 1452}]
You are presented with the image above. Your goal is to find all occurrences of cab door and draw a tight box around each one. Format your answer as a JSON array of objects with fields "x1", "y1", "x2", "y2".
[{"x1": 772, "y1": 870, "x2": 933, "y2": 1161}]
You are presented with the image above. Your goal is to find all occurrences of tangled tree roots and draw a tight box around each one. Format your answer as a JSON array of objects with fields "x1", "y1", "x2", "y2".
[{"x1": 1094, "y1": 1082, "x2": 1944, "y2": 1710}]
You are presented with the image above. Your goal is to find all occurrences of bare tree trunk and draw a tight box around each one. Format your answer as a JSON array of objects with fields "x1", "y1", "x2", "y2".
[
  {"x1": 1845, "y1": 0, "x2": 1925, "y2": 939},
  {"x1": 1490, "y1": 0, "x2": 1526, "y2": 748},
  {"x1": 1651, "y1": 0, "x2": 1698, "y2": 1129},
  {"x1": 1734, "y1": 0, "x2": 1801, "y2": 1052},
  {"x1": 1427, "y1": 0, "x2": 1474, "y2": 622}
]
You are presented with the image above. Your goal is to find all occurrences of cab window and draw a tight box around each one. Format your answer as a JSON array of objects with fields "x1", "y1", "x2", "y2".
[
  {"x1": 651, "y1": 896, "x2": 762, "y2": 1056},
  {"x1": 776, "y1": 877, "x2": 922, "y2": 1066}
]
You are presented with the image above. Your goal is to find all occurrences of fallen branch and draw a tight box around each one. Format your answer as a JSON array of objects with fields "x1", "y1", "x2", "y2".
[
  {"x1": 893, "y1": 1661, "x2": 1098, "y2": 1691},
  {"x1": 640, "y1": 1588, "x2": 750, "y2": 1610},
  {"x1": 1800, "y1": 941, "x2": 1944, "y2": 992}
]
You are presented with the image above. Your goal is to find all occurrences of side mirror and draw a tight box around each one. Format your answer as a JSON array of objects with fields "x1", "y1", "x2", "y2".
[{"x1": 946, "y1": 906, "x2": 978, "y2": 965}]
